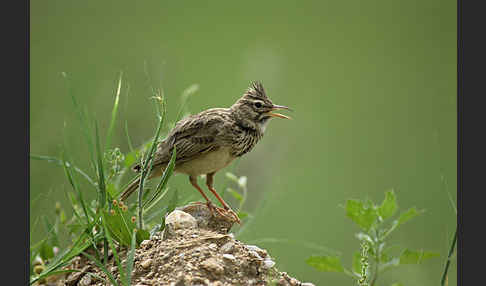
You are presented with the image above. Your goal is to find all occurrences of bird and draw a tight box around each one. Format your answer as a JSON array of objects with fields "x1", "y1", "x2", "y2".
[{"x1": 119, "y1": 81, "x2": 291, "y2": 223}]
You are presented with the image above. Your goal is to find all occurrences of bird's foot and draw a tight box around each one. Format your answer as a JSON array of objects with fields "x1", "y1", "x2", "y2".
[
  {"x1": 207, "y1": 202, "x2": 241, "y2": 224},
  {"x1": 222, "y1": 206, "x2": 241, "y2": 224},
  {"x1": 189, "y1": 201, "x2": 240, "y2": 224},
  {"x1": 205, "y1": 201, "x2": 229, "y2": 219}
]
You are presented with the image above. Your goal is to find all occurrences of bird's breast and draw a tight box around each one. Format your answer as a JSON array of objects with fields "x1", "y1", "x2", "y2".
[{"x1": 175, "y1": 146, "x2": 235, "y2": 176}]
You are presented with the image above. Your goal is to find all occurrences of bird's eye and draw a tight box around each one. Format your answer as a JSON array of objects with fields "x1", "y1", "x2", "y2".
[{"x1": 254, "y1": 102, "x2": 263, "y2": 108}]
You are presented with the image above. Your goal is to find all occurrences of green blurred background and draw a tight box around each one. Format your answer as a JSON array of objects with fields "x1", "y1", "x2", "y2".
[{"x1": 30, "y1": 0, "x2": 456, "y2": 285}]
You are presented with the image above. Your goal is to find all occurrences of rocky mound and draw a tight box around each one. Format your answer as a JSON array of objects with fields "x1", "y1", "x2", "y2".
[{"x1": 40, "y1": 204, "x2": 315, "y2": 286}]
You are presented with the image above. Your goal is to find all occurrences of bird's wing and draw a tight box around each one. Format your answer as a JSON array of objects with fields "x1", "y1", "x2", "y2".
[{"x1": 150, "y1": 110, "x2": 231, "y2": 168}]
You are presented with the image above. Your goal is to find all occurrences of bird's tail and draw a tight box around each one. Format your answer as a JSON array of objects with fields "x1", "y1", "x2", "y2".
[{"x1": 119, "y1": 176, "x2": 141, "y2": 201}]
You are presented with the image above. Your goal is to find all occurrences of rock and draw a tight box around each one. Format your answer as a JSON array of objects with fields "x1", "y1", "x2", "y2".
[
  {"x1": 78, "y1": 274, "x2": 91, "y2": 286},
  {"x1": 201, "y1": 257, "x2": 224, "y2": 278},
  {"x1": 249, "y1": 250, "x2": 263, "y2": 260},
  {"x1": 65, "y1": 265, "x2": 89, "y2": 286},
  {"x1": 163, "y1": 210, "x2": 197, "y2": 239},
  {"x1": 58, "y1": 203, "x2": 316, "y2": 286},
  {"x1": 219, "y1": 241, "x2": 235, "y2": 254},
  {"x1": 246, "y1": 244, "x2": 268, "y2": 258},
  {"x1": 140, "y1": 239, "x2": 152, "y2": 249},
  {"x1": 262, "y1": 257, "x2": 276, "y2": 269},
  {"x1": 177, "y1": 203, "x2": 235, "y2": 234},
  {"x1": 222, "y1": 253, "x2": 236, "y2": 262},
  {"x1": 140, "y1": 258, "x2": 153, "y2": 269}
]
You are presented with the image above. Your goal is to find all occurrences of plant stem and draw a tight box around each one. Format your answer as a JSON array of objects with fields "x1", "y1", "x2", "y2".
[
  {"x1": 370, "y1": 238, "x2": 380, "y2": 286},
  {"x1": 369, "y1": 259, "x2": 378, "y2": 286},
  {"x1": 441, "y1": 227, "x2": 457, "y2": 286},
  {"x1": 138, "y1": 167, "x2": 146, "y2": 230}
]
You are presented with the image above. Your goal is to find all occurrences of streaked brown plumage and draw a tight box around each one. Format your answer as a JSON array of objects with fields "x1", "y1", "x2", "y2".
[{"x1": 119, "y1": 81, "x2": 290, "y2": 223}]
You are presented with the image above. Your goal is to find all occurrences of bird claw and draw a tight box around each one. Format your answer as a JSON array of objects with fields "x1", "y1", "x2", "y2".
[
  {"x1": 206, "y1": 202, "x2": 241, "y2": 224},
  {"x1": 190, "y1": 201, "x2": 241, "y2": 224},
  {"x1": 224, "y1": 208, "x2": 241, "y2": 224}
]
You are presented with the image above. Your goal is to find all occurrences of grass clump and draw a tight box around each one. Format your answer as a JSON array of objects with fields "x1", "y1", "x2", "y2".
[{"x1": 29, "y1": 72, "x2": 193, "y2": 285}]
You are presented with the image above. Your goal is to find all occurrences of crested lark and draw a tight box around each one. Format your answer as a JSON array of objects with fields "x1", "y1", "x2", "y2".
[{"x1": 119, "y1": 81, "x2": 290, "y2": 223}]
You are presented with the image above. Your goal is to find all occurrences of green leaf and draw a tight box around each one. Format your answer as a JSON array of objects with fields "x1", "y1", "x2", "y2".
[
  {"x1": 106, "y1": 183, "x2": 117, "y2": 198},
  {"x1": 352, "y1": 252, "x2": 361, "y2": 274},
  {"x1": 124, "y1": 152, "x2": 136, "y2": 168},
  {"x1": 345, "y1": 199, "x2": 378, "y2": 231},
  {"x1": 391, "y1": 283, "x2": 404, "y2": 286},
  {"x1": 378, "y1": 190, "x2": 397, "y2": 220},
  {"x1": 226, "y1": 188, "x2": 243, "y2": 202},
  {"x1": 306, "y1": 255, "x2": 344, "y2": 272},
  {"x1": 104, "y1": 72, "x2": 122, "y2": 152},
  {"x1": 39, "y1": 240, "x2": 54, "y2": 260},
  {"x1": 103, "y1": 206, "x2": 137, "y2": 247},
  {"x1": 399, "y1": 249, "x2": 440, "y2": 264},
  {"x1": 397, "y1": 207, "x2": 422, "y2": 225},
  {"x1": 237, "y1": 211, "x2": 249, "y2": 220},
  {"x1": 382, "y1": 207, "x2": 423, "y2": 239},
  {"x1": 225, "y1": 172, "x2": 239, "y2": 183},
  {"x1": 136, "y1": 229, "x2": 150, "y2": 245},
  {"x1": 94, "y1": 121, "x2": 107, "y2": 208},
  {"x1": 100, "y1": 212, "x2": 125, "y2": 282}
]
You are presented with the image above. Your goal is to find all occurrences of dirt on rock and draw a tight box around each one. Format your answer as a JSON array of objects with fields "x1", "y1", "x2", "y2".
[{"x1": 37, "y1": 204, "x2": 315, "y2": 286}]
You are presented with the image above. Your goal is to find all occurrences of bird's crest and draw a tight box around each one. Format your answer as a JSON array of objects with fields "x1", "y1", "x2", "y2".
[{"x1": 244, "y1": 81, "x2": 267, "y2": 98}]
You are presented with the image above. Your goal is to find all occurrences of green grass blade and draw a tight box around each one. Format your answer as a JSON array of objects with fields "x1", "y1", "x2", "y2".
[
  {"x1": 95, "y1": 121, "x2": 107, "y2": 208},
  {"x1": 125, "y1": 230, "x2": 137, "y2": 286},
  {"x1": 175, "y1": 84, "x2": 199, "y2": 122},
  {"x1": 105, "y1": 72, "x2": 123, "y2": 152},
  {"x1": 143, "y1": 146, "x2": 176, "y2": 209},
  {"x1": 143, "y1": 188, "x2": 169, "y2": 214},
  {"x1": 441, "y1": 228, "x2": 457, "y2": 286},
  {"x1": 30, "y1": 154, "x2": 96, "y2": 187},
  {"x1": 46, "y1": 269, "x2": 81, "y2": 276},
  {"x1": 62, "y1": 73, "x2": 96, "y2": 172},
  {"x1": 137, "y1": 97, "x2": 165, "y2": 228},
  {"x1": 115, "y1": 173, "x2": 141, "y2": 198},
  {"x1": 144, "y1": 204, "x2": 169, "y2": 223},
  {"x1": 124, "y1": 120, "x2": 134, "y2": 153},
  {"x1": 61, "y1": 150, "x2": 94, "y2": 222},
  {"x1": 30, "y1": 232, "x2": 91, "y2": 285},
  {"x1": 82, "y1": 252, "x2": 119, "y2": 286},
  {"x1": 60, "y1": 149, "x2": 103, "y2": 260}
]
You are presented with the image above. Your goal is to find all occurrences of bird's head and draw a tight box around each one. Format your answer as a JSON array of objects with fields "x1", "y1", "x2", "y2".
[{"x1": 231, "y1": 81, "x2": 291, "y2": 131}]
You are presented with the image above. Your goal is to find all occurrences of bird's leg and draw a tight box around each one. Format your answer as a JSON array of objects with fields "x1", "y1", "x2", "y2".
[
  {"x1": 206, "y1": 173, "x2": 241, "y2": 223},
  {"x1": 189, "y1": 176, "x2": 226, "y2": 218}
]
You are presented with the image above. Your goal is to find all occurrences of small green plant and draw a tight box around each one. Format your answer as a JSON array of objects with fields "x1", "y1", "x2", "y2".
[
  {"x1": 29, "y1": 72, "x2": 197, "y2": 285},
  {"x1": 225, "y1": 172, "x2": 251, "y2": 221},
  {"x1": 306, "y1": 190, "x2": 439, "y2": 286}
]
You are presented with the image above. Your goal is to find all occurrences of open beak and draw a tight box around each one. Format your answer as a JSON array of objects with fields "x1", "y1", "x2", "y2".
[{"x1": 267, "y1": 104, "x2": 292, "y2": 119}]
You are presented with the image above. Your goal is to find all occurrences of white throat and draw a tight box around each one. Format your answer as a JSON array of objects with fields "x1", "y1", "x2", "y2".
[{"x1": 258, "y1": 119, "x2": 270, "y2": 133}]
